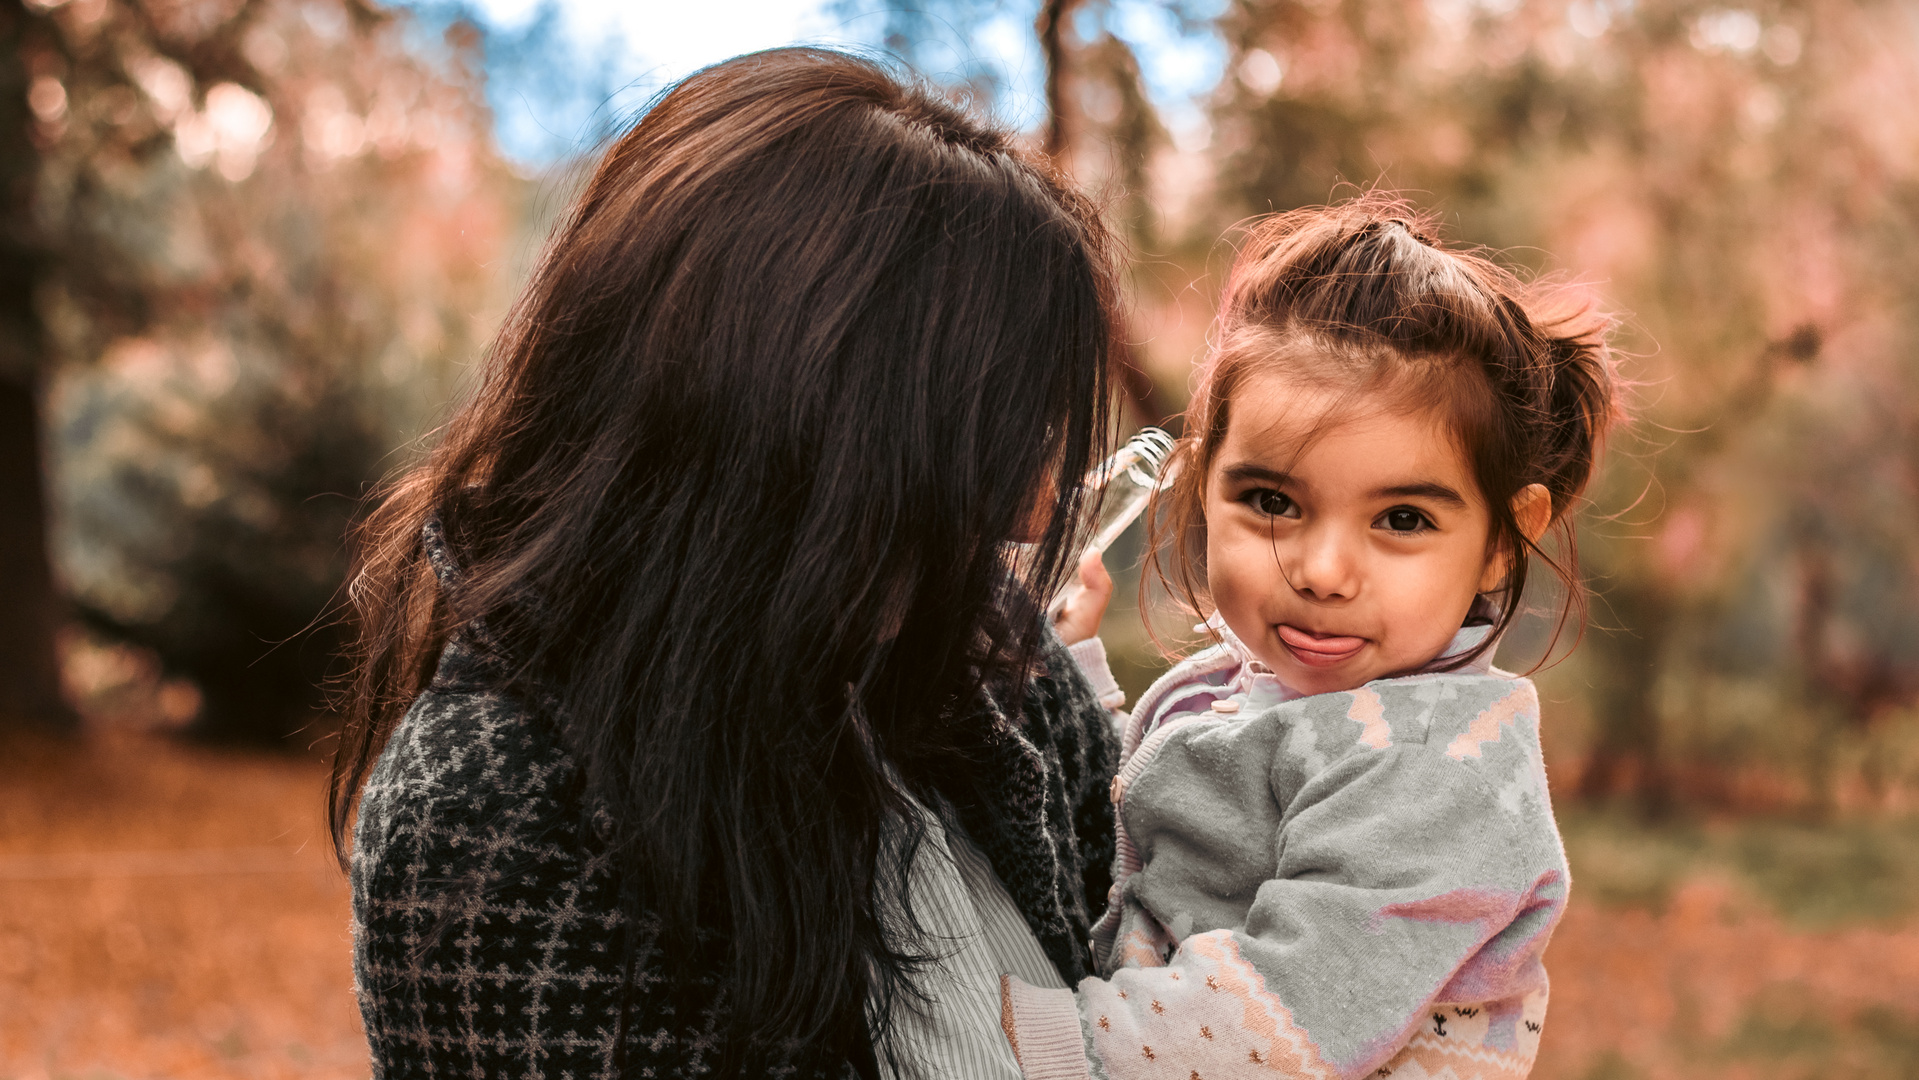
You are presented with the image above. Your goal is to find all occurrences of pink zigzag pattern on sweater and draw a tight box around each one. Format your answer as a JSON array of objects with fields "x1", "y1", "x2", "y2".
[
  {"x1": 1369, "y1": 886, "x2": 1521, "y2": 933},
  {"x1": 1443, "y1": 683, "x2": 1536, "y2": 761},
  {"x1": 1348, "y1": 687, "x2": 1392, "y2": 749}
]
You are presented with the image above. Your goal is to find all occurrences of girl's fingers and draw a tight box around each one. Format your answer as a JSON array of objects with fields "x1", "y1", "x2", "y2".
[
  {"x1": 1054, "y1": 551, "x2": 1112, "y2": 644},
  {"x1": 1079, "y1": 549, "x2": 1113, "y2": 597}
]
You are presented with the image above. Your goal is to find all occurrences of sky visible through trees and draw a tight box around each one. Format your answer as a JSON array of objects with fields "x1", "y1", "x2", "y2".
[{"x1": 394, "y1": 0, "x2": 1230, "y2": 165}]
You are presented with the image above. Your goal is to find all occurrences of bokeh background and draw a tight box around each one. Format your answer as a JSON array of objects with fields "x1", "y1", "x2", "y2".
[{"x1": 4, "y1": 0, "x2": 1919, "y2": 1076}]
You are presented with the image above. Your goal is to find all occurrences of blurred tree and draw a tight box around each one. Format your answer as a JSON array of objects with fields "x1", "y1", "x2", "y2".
[
  {"x1": 1037, "y1": 0, "x2": 1074, "y2": 156},
  {"x1": 407, "y1": 0, "x2": 636, "y2": 165},
  {"x1": 1057, "y1": 16, "x2": 1183, "y2": 427},
  {"x1": 21, "y1": 0, "x2": 520, "y2": 742}
]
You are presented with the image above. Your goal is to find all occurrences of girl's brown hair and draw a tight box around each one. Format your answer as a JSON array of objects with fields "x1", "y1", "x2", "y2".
[{"x1": 1151, "y1": 195, "x2": 1622, "y2": 668}]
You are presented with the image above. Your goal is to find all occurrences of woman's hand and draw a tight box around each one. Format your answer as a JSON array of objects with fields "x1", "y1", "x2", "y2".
[{"x1": 1052, "y1": 551, "x2": 1112, "y2": 645}]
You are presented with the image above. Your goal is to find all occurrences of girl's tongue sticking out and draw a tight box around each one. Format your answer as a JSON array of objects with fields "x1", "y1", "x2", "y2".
[{"x1": 1275, "y1": 624, "x2": 1366, "y2": 667}]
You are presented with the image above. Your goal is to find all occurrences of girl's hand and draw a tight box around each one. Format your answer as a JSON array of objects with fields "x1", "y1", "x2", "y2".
[{"x1": 1053, "y1": 551, "x2": 1112, "y2": 645}]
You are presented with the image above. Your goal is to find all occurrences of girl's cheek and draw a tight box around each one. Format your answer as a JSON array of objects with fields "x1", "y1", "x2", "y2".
[
  {"x1": 1203, "y1": 527, "x2": 1238, "y2": 586},
  {"x1": 1211, "y1": 532, "x2": 1272, "y2": 603}
]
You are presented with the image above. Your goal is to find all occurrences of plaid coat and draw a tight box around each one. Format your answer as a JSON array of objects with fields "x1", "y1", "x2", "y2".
[{"x1": 349, "y1": 524, "x2": 1119, "y2": 1079}]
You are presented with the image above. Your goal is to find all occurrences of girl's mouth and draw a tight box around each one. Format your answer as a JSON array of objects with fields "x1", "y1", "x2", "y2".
[{"x1": 1276, "y1": 624, "x2": 1367, "y2": 667}]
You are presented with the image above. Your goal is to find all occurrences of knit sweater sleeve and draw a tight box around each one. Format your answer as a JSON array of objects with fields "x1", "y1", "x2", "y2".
[
  {"x1": 999, "y1": 675, "x2": 1568, "y2": 1080},
  {"x1": 1065, "y1": 636, "x2": 1125, "y2": 712},
  {"x1": 1035, "y1": 627, "x2": 1124, "y2": 960}
]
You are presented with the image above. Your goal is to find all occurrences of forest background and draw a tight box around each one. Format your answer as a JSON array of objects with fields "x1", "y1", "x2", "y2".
[{"x1": 3, "y1": 0, "x2": 1919, "y2": 1077}]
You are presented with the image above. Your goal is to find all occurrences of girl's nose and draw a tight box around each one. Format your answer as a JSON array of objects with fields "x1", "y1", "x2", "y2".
[{"x1": 1287, "y1": 526, "x2": 1359, "y2": 601}]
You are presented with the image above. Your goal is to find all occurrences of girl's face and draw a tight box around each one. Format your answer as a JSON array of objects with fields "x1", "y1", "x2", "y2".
[{"x1": 1204, "y1": 369, "x2": 1506, "y2": 695}]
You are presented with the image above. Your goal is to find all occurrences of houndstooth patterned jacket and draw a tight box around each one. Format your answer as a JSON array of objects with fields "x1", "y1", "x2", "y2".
[{"x1": 348, "y1": 522, "x2": 1119, "y2": 1079}]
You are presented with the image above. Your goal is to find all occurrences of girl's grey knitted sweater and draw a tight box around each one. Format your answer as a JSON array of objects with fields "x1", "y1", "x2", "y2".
[
  {"x1": 348, "y1": 523, "x2": 1120, "y2": 1079},
  {"x1": 1001, "y1": 618, "x2": 1569, "y2": 1080}
]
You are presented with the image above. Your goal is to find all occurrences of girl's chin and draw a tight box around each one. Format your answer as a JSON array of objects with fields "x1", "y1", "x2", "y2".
[
  {"x1": 1266, "y1": 648, "x2": 1380, "y2": 695},
  {"x1": 1285, "y1": 670, "x2": 1370, "y2": 696}
]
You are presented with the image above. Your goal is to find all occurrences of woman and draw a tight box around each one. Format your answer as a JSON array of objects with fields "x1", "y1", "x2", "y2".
[{"x1": 331, "y1": 48, "x2": 1124, "y2": 1079}]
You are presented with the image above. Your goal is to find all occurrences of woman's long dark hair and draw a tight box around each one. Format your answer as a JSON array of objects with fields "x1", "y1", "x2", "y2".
[{"x1": 328, "y1": 48, "x2": 1117, "y2": 1071}]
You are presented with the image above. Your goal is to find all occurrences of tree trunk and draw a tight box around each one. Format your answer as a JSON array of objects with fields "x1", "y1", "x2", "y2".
[
  {"x1": 1035, "y1": 0, "x2": 1076, "y2": 160},
  {"x1": 1030, "y1": 0, "x2": 1182, "y2": 432},
  {"x1": 0, "y1": 376, "x2": 71, "y2": 731},
  {"x1": 1577, "y1": 579, "x2": 1669, "y2": 813},
  {"x1": 0, "y1": 0, "x2": 74, "y2": 732}
]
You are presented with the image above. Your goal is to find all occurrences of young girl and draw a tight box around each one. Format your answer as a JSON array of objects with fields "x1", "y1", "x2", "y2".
[{"x1": 1004, "y1": 199, "x2": 1620, "y2": 1080}]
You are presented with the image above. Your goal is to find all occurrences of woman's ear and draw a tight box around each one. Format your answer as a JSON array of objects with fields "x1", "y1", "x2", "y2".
[{"x1": 1477, "y1": 484, "x2": 1554, "y2": 594}]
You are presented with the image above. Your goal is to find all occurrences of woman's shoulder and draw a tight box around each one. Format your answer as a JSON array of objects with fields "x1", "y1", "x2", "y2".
[
  {"x1": 378, "y1": 638, "x2": 560, "y2": 780},
  {"x1": 351, "y1": 633, "x2": 594, "y2": 885},
  {"x1": 348, "y1": 635, "x2": 859, "y2": 1080}
]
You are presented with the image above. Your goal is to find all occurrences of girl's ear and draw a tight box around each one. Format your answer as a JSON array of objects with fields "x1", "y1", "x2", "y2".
[
  {"x1": 1477, "y1": 484, "x2": 1554, "y2": 594},
  {"x1": 1512, "y1": 483, "x2": 1553, "y2": 544}
]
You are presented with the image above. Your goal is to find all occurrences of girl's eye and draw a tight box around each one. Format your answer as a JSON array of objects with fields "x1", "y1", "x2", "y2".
[
  {"x1": 1250, "y1": 490, "x2": 1298, "y2": 518},
  {"x1": 1379, "y1": 507, "x2": 1434, "y2": 534}
]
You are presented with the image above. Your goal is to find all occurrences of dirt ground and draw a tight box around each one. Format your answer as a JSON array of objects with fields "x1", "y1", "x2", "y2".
[{"x1": 3, "y1": 730, "x2": 1917, "y2": 1080}]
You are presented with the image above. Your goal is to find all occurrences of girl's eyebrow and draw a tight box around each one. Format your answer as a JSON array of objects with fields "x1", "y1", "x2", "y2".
[
  {"x1": 1221, "y1": 462, "x2": 1470, "y2": 509},
  {"x1": 1373, "y1": 481, "x2": 1469, "y2": 508},
  {"x1": 1220, "y1": 462, "x2": 1294, "y2": 486}
]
